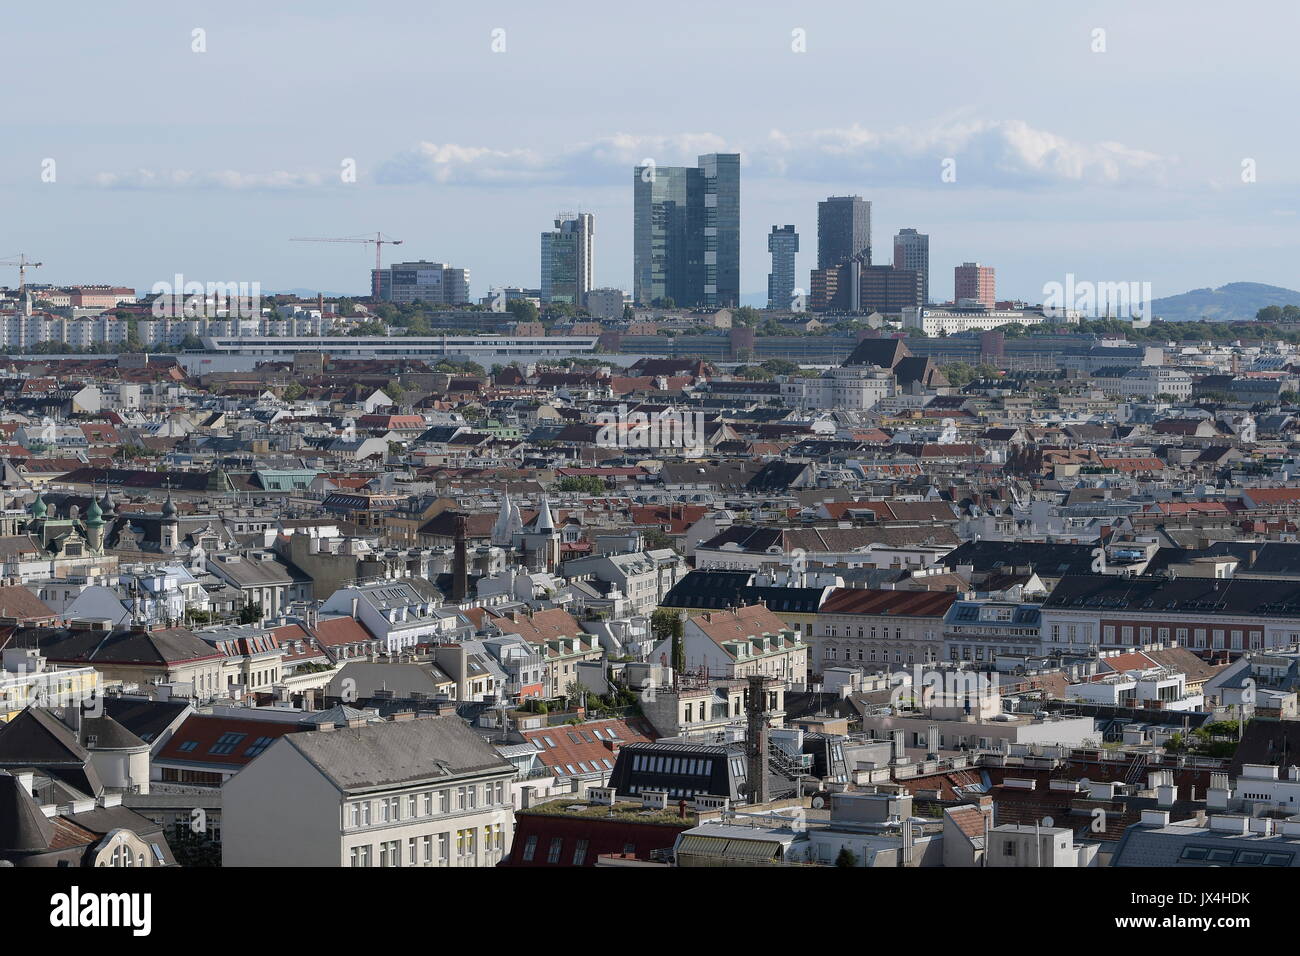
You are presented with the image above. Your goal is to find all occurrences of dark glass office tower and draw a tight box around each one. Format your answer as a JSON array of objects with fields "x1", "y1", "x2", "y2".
[
  {"x1": 767, "y1": 225, "x2": 799, "y2": 309},
  {"x1": 817, "y1": 196, "x2": 871, "y2": 270},
  {"x1": 699, "y1": 152, "x2": 740, "y2": 308},
  {"x1": 634, "y1": 153, "x2": 739, "y2": 308}
]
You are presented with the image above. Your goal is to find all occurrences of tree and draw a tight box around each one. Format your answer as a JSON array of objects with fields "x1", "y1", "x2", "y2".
[
  {"x1": 282, "y1": 382, "x2": 306, "y2": 401},
  {"x1": 238, "y1": 602, "x2": 263, "y2": 624},
  {"x1": 168, "y1": 826, "x2": 222, "y2": 867},
  {"x1": 507, "y1": 299, "x2": 540, "y2": 323},
  {"x1": 640, "y1": 527, "x2": 678, "y2": 552},
  {"x1": 760, "y1": 358, "x2": 798, "y2": 376},
  {"x1": 555, "y1": 475, "x2": 606, "y2": 494},
  {"x1": 651, "y1": 609, "x2": 686, "y2": 672},
  {"x1": 835, "y1": 846, "x2": 860, "y2": 868}
]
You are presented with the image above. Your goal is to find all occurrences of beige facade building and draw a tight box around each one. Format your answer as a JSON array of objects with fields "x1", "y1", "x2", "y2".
[{"x1": 222, "y1": 714, "x2": 516, "y2": 867}]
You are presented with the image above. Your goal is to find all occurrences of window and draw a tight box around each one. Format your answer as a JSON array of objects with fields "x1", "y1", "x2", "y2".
[
  {"x1": 546, "y1": 838, "x2": 563, "y2": 864},
  {"x1": 244, "y1": 736, "x2": 274, "y2": 758},
  {"x1": 572, "y1": 839, "x2": 589, "y2": 866},
  {"x1": 521, "y1": 835, "x2": 538, "y2": 862},
  {"x1": 209, "y1": 732, "x2": 247, "y2": 756}
]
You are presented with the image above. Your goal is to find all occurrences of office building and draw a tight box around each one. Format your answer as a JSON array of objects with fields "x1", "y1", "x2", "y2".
[
  {"x1": 584, "y1": 287, "x2": 627, "y2": 320},
  {"x1": 633, "y1": 153, "x2": 740, "y2": 308},
  {"x1": 817, "y1": 196, "x2": 871, "y2": 270},
  {"x1": 954, "y1": 262, "x2": 995, "y2": 308},
  {"x1": 766, "y1": 225, "x2": 799, "y2": 309},
  {"x1": 540, "y1": 213, "x2": 595, "y2": 306},
  {"x1": 374, "y1": 261, "x2": 471, "y2": 307},
  {"x1": 893, "y1": 229, "x2": 930, "y2": 305},
  {"x1": 809, "y1": 259, "x2": 920, "y2": 314}
]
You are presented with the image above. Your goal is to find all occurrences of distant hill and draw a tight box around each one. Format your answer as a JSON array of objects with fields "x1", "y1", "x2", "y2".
[{"x1": 1150, "y1": 282, "x2": 1300, "y2": 323}]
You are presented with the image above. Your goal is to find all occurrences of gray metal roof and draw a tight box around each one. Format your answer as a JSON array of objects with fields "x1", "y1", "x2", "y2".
[{"x1": 285, "y1": 714, "x2": 512, "y2": 793}]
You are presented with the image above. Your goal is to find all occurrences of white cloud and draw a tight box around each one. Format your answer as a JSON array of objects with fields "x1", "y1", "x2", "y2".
[
  {"x1": 89, "y1": 168, "x2": 329, "y2": 190},
  {"x1": 85, "y1": 121, "x2": 1174, "y2": 193},
  {"x1": 375, "y1": 121, "x2": 1172, "y2": 189}
]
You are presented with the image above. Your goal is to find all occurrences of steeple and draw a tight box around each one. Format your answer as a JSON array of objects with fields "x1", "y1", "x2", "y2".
[
  {"x1": 535, "y1": 496, "x2": 555, "y2": 533},
  {"x1": 85, "y1": 496, "x2": 105, "y2": 554},
  {"x1": 492, "y1": 494, "x2": 514, "y2": 547}
]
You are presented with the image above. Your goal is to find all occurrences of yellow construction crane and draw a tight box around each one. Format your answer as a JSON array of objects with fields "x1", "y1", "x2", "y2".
[
  {"x1": 0, "y1": 254, "x2": 43, "y2": 294},
  {"x1": 289, "y1": 233, "x2": 403, "y2": 296}
]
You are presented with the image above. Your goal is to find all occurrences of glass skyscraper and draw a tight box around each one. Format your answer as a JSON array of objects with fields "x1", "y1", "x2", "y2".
[
  {"x1": 540, "y1": 213, "x2": 594, "y2": 305},
  {"x1": 767, "y1": 225, "x2": 799, "y2": 309},
  {"x1": 817, "y1": 196, "x2": 871, "y2": 270},
  {"x1": 633, "y1": 153, "x2": 740, "y2": 308}
]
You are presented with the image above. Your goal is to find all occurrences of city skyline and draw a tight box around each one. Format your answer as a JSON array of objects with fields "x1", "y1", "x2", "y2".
[{"x1": 6, "y1": 2, "x2": 1300, "y2": 304}]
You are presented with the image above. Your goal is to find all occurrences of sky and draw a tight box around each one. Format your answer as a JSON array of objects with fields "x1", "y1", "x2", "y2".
[{"x1": 5, "y1": 0, "x2": 1300, "y2": 305}]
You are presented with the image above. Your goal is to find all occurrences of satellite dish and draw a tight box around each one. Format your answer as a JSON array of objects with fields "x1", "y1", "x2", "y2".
[
  {"x1": 811, "y1": 796, "x2": 825, "y2": 809},
  {"x1": 1042, "y1": 816, "x2": 1055, "y2": 828}
]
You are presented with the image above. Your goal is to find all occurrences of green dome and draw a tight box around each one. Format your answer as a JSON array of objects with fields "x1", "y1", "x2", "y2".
[
  {"x1": 86, "y1": 497, "x2": 104, "y2": 527},
  {"x1": 29, "y1": 495, "x2": 46, "y2": 519}
]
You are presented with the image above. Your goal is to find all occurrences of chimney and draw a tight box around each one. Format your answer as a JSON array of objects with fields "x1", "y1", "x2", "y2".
[{"x1": 452, "y1": 515, "x2": 469, "y2": 602}]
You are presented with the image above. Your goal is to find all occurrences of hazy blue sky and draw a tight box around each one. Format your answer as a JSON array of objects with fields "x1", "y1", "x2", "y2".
[{"x1": 6, "y1": 0, "x2": 1299, "y2": 304}]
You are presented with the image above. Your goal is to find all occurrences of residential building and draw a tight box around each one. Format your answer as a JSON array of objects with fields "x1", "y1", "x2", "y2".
[
  {"x1": 954, "y1": 261, "x2": 995, "y2": 307},
  {"x1": 221, "y1": 714, "x2": 516, "y2": 866}
]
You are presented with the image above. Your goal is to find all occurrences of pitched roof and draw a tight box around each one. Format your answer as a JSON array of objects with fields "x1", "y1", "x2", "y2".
[
  {"x1": 520, "y1": 717, "x2": 657, "y2": 778},
  {"x1": 283, "y1": 714, "x2": 511, "y2": 792},
  {"x1": 820, "y1": 587, "x2": 960, "y2": 618}
]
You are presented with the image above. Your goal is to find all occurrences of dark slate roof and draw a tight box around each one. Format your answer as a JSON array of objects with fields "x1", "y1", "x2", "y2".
[
  {"x1": 661, "y1": 570, "x2": 827, "y2": 614},
  {"x1": 80, "y1": 715, "x2": 146, "y2": 751},
  {"x1": 0, "y1": 707, "x2": 89, "y2": 767},
  {"x1": 1147, "y1": 541, "x2": 1300, "y2": 577},
  {"x1": 9, "y1": 626, "x2": 224, "y2": 666},
  {"x1": 283, "y1": 714, "x2": 512, "y2": 792},
  {"x1": 102, "y1": 697, "x2": 192, "y2": 745},
  {"x1": 1043, "y1": 574, "x2": 1300, "y2": 618},
  {"x1": 843, "y1": 338, "x2": 909, "y2": 369},
  {"x1": 746, "y1": 460, "x2": 810, "y2": 492},
  {"x1": 0, "y1": 708, "x2": 103, "y2": 798},
  {"x1": 1230, "y1": 717, "x2": 1300, "y2": 774},
  {"x1": 941, "y1": 540, "x2": 1098, "y2": 577},
  {"x1": 0, "y1": 772, "x2": 56, "y2": 852}
]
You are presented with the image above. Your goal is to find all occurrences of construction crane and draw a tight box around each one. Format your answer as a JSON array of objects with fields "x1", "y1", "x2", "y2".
[
  {"x1": 289, "y1": 233, "x2": 404, "y2": 292},
  {"x1": 0, "y1": 254, "x2": 43, "y2": 294}
]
